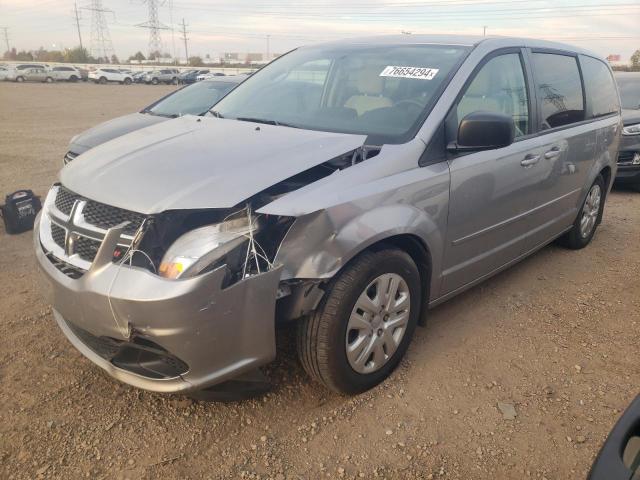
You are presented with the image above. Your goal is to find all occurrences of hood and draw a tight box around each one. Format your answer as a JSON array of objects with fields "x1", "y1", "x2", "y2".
[
  {"x1": 60, "y1": 115, "x2": 366, "y2": 214},
  {"x1": 69, "y1": 112, "x2": 167, "y2": 155},
  {"x1": 622, "y1": 109, "x2": 640, "y2": 126}
]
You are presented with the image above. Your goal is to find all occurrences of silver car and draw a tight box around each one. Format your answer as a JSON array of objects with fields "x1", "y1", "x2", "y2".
[
  {"x1": 64, "y1": 76, "x2": 244, "y2": 163},
  {"x1": 35, "y1": 35, "x2": 620, "y2": 397},
  {"x1": 12, "y1": 67, "x2": 54, "y2": 83}
]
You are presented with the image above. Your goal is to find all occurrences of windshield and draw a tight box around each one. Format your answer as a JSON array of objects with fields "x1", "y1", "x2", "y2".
[
  {"x1": 145, "y1": 81, "x2": 237, "y2": 117},
  {"x1": 213, "y1": 44, "x2": 470, "y2": 142},
  {"x1": 616, "y1": 76, "x2": 640, "y2": 110}
]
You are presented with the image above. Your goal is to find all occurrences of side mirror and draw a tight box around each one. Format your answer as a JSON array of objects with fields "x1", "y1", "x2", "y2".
[{"x1": 449, "y1": 111, "x2": 515, "y2": 152}]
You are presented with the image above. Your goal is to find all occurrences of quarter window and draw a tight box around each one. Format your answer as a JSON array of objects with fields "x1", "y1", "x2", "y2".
[
  {"x1": 457, "y1": 53, "x2": 530, "y2": 137},
  {"x1": 580, "y1": 55, "x2": 619, "y2": 118},
  {"x1": 532, "y1": 53, "x2": 585, "y2": 129}
]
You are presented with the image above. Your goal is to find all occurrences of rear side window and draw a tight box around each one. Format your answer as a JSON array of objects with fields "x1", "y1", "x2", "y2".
[
  {"x1": 532, "y1": 53, "x2": 585, "y2": 129},
  {"x1": 580, "y1": 55, "x2": 619, "y2": 118}
]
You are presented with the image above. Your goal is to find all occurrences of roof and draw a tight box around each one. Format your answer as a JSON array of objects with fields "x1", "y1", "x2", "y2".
[
  {"x1": 304, "y1": 34, "x2": 601, "y2": 59},
  {"x1": 203, "y1": 75, "x2": 245, "y2": 84}
]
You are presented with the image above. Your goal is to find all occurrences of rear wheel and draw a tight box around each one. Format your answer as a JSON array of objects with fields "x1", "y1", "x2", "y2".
[
  {"x1": 297, "y1": 248, "x2": 421, "y2": 395},
  {"x1": 16, "y1": 76, "x2": 24, "y2": 82},
  {"x1": 171, "y1": 77, "x2": 178, "y2": 85},
  {"x1": 151, "y1": 77, "x2": 159, "y2": 85},
  {"x1": 45, "y1": 76, "x2": 53, "y2": 83},
  {"x1": 558, "y1": 174, "x2": 606, "y2": 249},
  {"x1": 69, "y1": 75, "x2": 78, "y2": 82},
  {"x1": 124, "y1": 77, "x2": 131, "y2": 85}
]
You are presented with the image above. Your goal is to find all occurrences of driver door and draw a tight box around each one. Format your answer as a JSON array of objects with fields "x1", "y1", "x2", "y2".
[{"x1": 441, "y1": 49, "x2": 547, "y2": 295}]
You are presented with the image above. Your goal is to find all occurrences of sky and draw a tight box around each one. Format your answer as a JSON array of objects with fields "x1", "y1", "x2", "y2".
[{"x1": 1, "y1": 0, "x2": 639, "y2": 63}]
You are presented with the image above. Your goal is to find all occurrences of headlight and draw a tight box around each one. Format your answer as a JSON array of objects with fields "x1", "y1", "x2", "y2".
[
  {"x1": 623, "y1": 123, "x2": 640, "y2": 136},
  {"x1": 158, "y1": 216, "x2": 254, "y2": 279}
]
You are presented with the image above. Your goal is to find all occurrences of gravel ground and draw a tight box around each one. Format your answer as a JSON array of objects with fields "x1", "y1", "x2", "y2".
[{"x1": 0, "y1": 82, "x2": 638, "y2": 480}]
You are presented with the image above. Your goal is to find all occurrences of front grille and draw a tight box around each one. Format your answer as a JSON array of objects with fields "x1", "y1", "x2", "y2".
[
  {"x1": 51, "y1": 223, "x2": 66, "y2": 249},
  {"x1": 83, "y1": 201, "x2": 145, "y2": 235},
  {"x1": 618, "y1": 151, "x2": 638, "y2": 165},
  {"x1": 63, "y1": 151, "x2": 78, "y2": 164},
  {"x1": 54, "y1": 187, "x2": 80, "y2": 215},
  {"x1": 75, "y1": 236, "x2": 102, "y2": 262},
  {"x1": 44, "y1": 251, "x2": 85, "y2": 279}
]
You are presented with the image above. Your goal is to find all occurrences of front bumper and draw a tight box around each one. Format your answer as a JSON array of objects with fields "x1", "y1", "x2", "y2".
[{"x1": 34, "y1": 215, "x2": 282, "y2": 393}]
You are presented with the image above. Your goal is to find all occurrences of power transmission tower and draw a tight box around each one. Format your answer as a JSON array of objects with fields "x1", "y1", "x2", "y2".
[
  {"x1": 82, "y1": 0, "x2": 115, "y2": 62},
  {"x1": 180, "y1": 18, "x2": 189, "y2": 63},
  {"x1": 74, "y1": 2, "x2": 83, "y2": 51},
  {"x1": 1, "y1": 27, "x2": 9, "y2": 55},
  {"x1": 137, "y1": 0, "x2": 170, "y2": 60}
]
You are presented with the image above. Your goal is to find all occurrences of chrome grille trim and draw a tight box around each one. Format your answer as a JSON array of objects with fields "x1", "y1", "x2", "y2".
[
  {"x1": 63, "y1": 151, "x2": 78, "y2": 164},
  {"x1": 39, "y1": 185, "x2": 146, "y2": 273}
]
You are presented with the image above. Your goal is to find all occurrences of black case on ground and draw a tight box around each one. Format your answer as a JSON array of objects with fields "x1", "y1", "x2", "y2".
[{"x1": 1, "y1": 190, "x2": 42, "y2": 234}]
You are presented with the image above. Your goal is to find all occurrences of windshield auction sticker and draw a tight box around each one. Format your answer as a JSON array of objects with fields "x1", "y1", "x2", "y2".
[{"x1": 379, "y1": 66, "x2": 439, "y2": 80}]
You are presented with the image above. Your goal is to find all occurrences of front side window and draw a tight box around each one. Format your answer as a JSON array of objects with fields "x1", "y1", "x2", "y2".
[
  {"x1": 456, "y1": 53, "x2": 530, "y2": 137},
  {"x1": 146, "y1": 81, "x2": 238, "y2": 117},
  {"x1": 580, "y1": 55, "x2": 619, "y2": 118},
  {"x1": 614, "y1": 75, "x2": 640, "y2": 110},
  {"x1": 213, "y1": 44, "x2": 470, "y2": 143},
  {"x1": 532, "y1": 53, "x2": 585, "y2": 129}
]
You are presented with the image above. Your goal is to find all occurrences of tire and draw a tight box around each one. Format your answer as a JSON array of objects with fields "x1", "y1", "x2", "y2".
[
  {"x1": 16, "y1": 76, "x2": 24, "y2": 83},
  {"x1": 171, "y1": 77, "x2": 178, "y2": 85},
  {"x1": 45, "y1": 77, "x2": 53, "y2": 83},
  {"x1": 124, "y1": 77, "x2": 131, "y2": 85},
  {"x1": 297, "y1": 248, "x2": 421, "y2": 395},
  {"x1": 151, "y1": 78, "x2": 159, "y2": 85},
  {"x1": 558, "y1": 174, "x2": 606, "y2": 249},
  {"x1": 69, "y1": 75, "x2": 78, "y2": 82},
  {"x1": 99, "y1": 76, "x2": 107, "y2": 85}
]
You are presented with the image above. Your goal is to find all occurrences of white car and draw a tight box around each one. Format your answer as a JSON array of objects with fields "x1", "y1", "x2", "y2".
[
  {"x1": 89, "y1": 68, "x2": 133, "y2": 85},
  {"x1": 0, "y1": 66, "x2": 8, "y2": 81},
  {"x1": 51, "y1": 66, "x2": 83, "y2": 82}
]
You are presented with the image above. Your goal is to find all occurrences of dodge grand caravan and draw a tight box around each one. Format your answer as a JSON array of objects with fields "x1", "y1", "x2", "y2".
[{"x1": 35, "y1": 35, "x2": 620, "y2": 397}]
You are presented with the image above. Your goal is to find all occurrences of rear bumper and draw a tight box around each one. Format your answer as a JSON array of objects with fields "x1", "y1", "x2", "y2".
[{"x1": 34, "y1": 215, "x2": 282, "y2": 393}]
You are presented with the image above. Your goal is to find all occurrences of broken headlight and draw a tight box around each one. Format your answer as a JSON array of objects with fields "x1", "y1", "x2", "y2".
[{"x1": 158, "y1": 215, "x2": 255, "y2": 279}]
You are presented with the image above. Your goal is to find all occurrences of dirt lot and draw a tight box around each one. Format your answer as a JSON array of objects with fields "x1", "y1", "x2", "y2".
[{"x1": 0, "y1": 82, "x2": 638, "y2": 479}]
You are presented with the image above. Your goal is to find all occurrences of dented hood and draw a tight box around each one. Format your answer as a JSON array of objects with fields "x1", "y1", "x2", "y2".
[{"x1": 60, "y1": 115, "x2": 366, "y2": 214}]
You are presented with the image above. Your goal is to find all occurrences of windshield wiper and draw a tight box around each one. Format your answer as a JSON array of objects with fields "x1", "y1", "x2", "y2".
[{"x1": 235, "y1": 117, "x2": 298, "y2": 128}]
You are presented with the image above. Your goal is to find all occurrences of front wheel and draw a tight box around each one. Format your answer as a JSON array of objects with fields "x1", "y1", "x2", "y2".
[
  {"x1": 297, "y1": 248, "x2": 421, "y2": 395},
  {"x1": 45, "y1": 76, "x2": 54, "y2": 83},
  {"x1": 16, "y1": 76, "x2": 25, "y2": 82},
  {"x1": 124, "y1": 77, "x2": 131, "y2": 85},
  {"x1": 99, "y1": 76, "x2": 107, "y2": 84},
  {"x1": 558, "y1": 174, "x2": 606, "y2": 249},
  {"x1": 151, "y1": 78, "x2": 159, "y2": 85},
  {"x1": 69, "y1": 75, "x2": 78, "y2": 82},
  {"x1": 171, "y1": 77, "x2": 178, "y2": 85}
]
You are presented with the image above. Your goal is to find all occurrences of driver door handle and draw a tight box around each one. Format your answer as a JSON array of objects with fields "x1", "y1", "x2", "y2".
[
  {"x1": 521, "y1": 154, "x2": 540, "y2": 167},
  {"x1": 545, "y1": 147, "x2": 561, "y2": 159}
]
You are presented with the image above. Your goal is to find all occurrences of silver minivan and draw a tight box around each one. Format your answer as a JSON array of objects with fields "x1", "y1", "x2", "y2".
[{"x1": 35, "y1": 35, "x2": 620, "y2": 397}]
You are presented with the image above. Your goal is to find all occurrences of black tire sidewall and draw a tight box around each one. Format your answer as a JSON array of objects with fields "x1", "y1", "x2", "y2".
[
  {"x1": 321, "y1": 250, "x2": 421, "y2": 394},
  {"x1": 568, "y1": 175, "x2": 606, "y2": 248}
]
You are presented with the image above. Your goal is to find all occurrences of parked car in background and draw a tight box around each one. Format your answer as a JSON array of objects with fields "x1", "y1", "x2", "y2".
[
  {"x1": 132, "y1": 71, "x2": 147, "y2": 83},
  {"x1": 144, "y1": 69, "x2": 180, "y2": 85},
  {"x1": 89, "y1": 68, "x2": 133, "y2": 84},
  {"x1": 36, "y1": 36, "x2": 620, "y2": 399},
  {"x1": 51, "y1": 66, "x2": 83, "y2": 82},
  {"x1": 614, "y1": 72, "x2": 640, "y2": 190},
  {"x1": 9, "y1": 67, "x2": 54, "y2": 83},
  {"x1": 64, "y1": 75, "x2": 244, "y2": 162},
  {"x1": 0, "y1": 66, "x2": 8, "y2": 81},
  {"x1": 197, "y1": 71, "x2": 227, "y2": 81},
  {"x1": 179, "y1": 69, "x2": 210, "y2": 84}
]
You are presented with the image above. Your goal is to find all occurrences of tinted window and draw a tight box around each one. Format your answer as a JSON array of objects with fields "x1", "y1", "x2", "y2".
[
  {"x1": 580, "y1": 56, "x2": 619, "y2": 118},
  {"x1": 616, "y1": 75, "x2": 640, "y2": 110},
  {"x1": 214, "y1": 44, "x2": 470, "y2": 142},
  {"x1": 146, "y1": 81, "x2": 237, "y2": 117},
  {"x1": 457, "y1": 53, "x2": 530, "y2": 137},
  {"x1": 532, "y1": 53, "x2": 585, "y2": 129}
]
